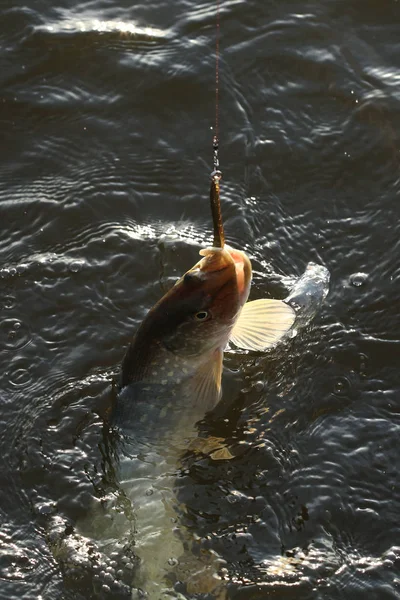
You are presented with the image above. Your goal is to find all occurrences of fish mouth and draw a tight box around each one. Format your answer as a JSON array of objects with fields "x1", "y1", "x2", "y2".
[{"x1": 197, "y1": 245, "x2": 252, "y2": 307}]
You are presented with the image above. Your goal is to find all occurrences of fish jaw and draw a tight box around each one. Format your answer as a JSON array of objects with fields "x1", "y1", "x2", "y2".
[{"x1": 195, "y1": 245, "x2": 252, "y2": 308}]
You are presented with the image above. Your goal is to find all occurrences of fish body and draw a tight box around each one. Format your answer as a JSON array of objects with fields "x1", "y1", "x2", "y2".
[{"x1": 112, "y1": 245, "x2": 298, "y2": 597}]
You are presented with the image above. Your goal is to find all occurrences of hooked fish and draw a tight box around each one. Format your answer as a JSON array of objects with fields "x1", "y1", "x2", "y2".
[
  {"x1": 111, "y1": 243, "x2": 298, "y2": 597},
  {"x1": 47, "y1": 244, "x2": 329, "y2": 600}
]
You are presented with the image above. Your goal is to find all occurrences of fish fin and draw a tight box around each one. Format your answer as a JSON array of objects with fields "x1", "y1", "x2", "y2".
[
  {"x1": 188, "y1": 348, "x2": 223, "y2": 412},
  {"x1": 188, "y1": 436, "x2": 234, "y2": 461},
  {"x1": 230, "y1": 299, "x2": 296, "y2": 351}
]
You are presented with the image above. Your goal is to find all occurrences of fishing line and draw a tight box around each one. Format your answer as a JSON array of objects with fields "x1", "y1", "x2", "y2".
[{"x1": 209, "y1": 0, "x2": 225, "y2": 248}]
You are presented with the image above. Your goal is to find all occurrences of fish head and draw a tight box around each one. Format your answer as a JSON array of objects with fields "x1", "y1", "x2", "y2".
[{"x1": 156, "y1": 245, "x2": 252, "y2": 358}]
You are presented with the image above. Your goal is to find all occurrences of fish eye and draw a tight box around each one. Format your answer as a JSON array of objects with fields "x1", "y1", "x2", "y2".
[
  {"x1": 184, "y1": 271, "x2": 201, "y2": 284},
  {"x1": 194, "y1": 310, "x2": 209, "y2": 321}
]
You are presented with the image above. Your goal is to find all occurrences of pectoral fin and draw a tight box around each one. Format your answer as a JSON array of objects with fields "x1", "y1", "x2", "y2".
[
  {"x1": 230, "y1": 299, "x2": 296, "y2": 351},
  {"x1": 188, "y1": 348, "x2": 223, "y2": 413}
]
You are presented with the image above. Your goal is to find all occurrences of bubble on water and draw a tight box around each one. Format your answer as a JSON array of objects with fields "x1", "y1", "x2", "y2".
[
  {"x1": 34, "y1": 501, "x2": 57, "y2": 516},
  {"x1": 334, "y1": 377, "x2": 350, "y2": 396},
  {"x1": 266, "y1": 240, "x2": 280, "y2": 250},
  {"x1": 167, "y1": 557, "x2": 178, "y2": 567},
  {"x1": 253, "y1": 380, "x2": 264, "y2": 392},
  {"x1": 255, "y1": 471, "x2": 266, "y2": 483},
  {"x1": 145, "y1": 488, "x2": 154, "y2": 496},
  {"x1": 0, "y1": 265, "x2": 27, "y2": 279},
  {"x1": 359, "y1": 353, "x2": 368, "y2": 375},
  {"x1": 227, "y1": 493, "x2": 238, "y2": 504},
  {"x1": 16, "y1": 264, "x2": 28, "y2": 275},
  {"x1": 2, "y1": 296, "x2": 16, "y2": 310},
  {"x1": 0, "y1": 549, "x2": 37, "y2": 579},
  {"x1": 102, "y1": 572, "x2": 114, "y2": 585},
  {"x1": 350, "y1": 272, "x2": 367, "y2": 287},
  {"x1": 334, "y1": 381, "x2": 344, "y2": 394},
  {"x1": 69, "y1": 260, "x2": 84, "y2": 273},
  {"x1": 0, "y1": 319, "x2": 31, "y2": 350},
  {"x1": 46, "y1": 515, "x2": 135, "y2": 596}
]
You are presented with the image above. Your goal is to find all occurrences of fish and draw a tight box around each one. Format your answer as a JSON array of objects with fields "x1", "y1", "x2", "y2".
[
  {"x1": 45, "y1": 240, "x2": 329, "y2": 600},
  {"x1": 110, "y1": 243, "x2": 298, "y2": 598},
  {"x1": 47, "y1": 245, "x2": 329, "y2": 600}
]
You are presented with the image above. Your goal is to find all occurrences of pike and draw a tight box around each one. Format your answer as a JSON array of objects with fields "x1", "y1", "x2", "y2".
[{"x1": 50, "y1": 236, "x2": 329, "y2": 599}]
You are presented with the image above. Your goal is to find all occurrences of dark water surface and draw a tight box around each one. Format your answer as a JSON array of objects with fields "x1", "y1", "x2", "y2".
[{"x1": 1, "y1": 0, "x2": 399, "y2": 598}]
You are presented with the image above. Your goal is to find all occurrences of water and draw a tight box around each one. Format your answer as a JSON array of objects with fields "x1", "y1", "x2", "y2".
[{"x1": 1, "y1": 0, "x2": 399, "y2": 598}]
